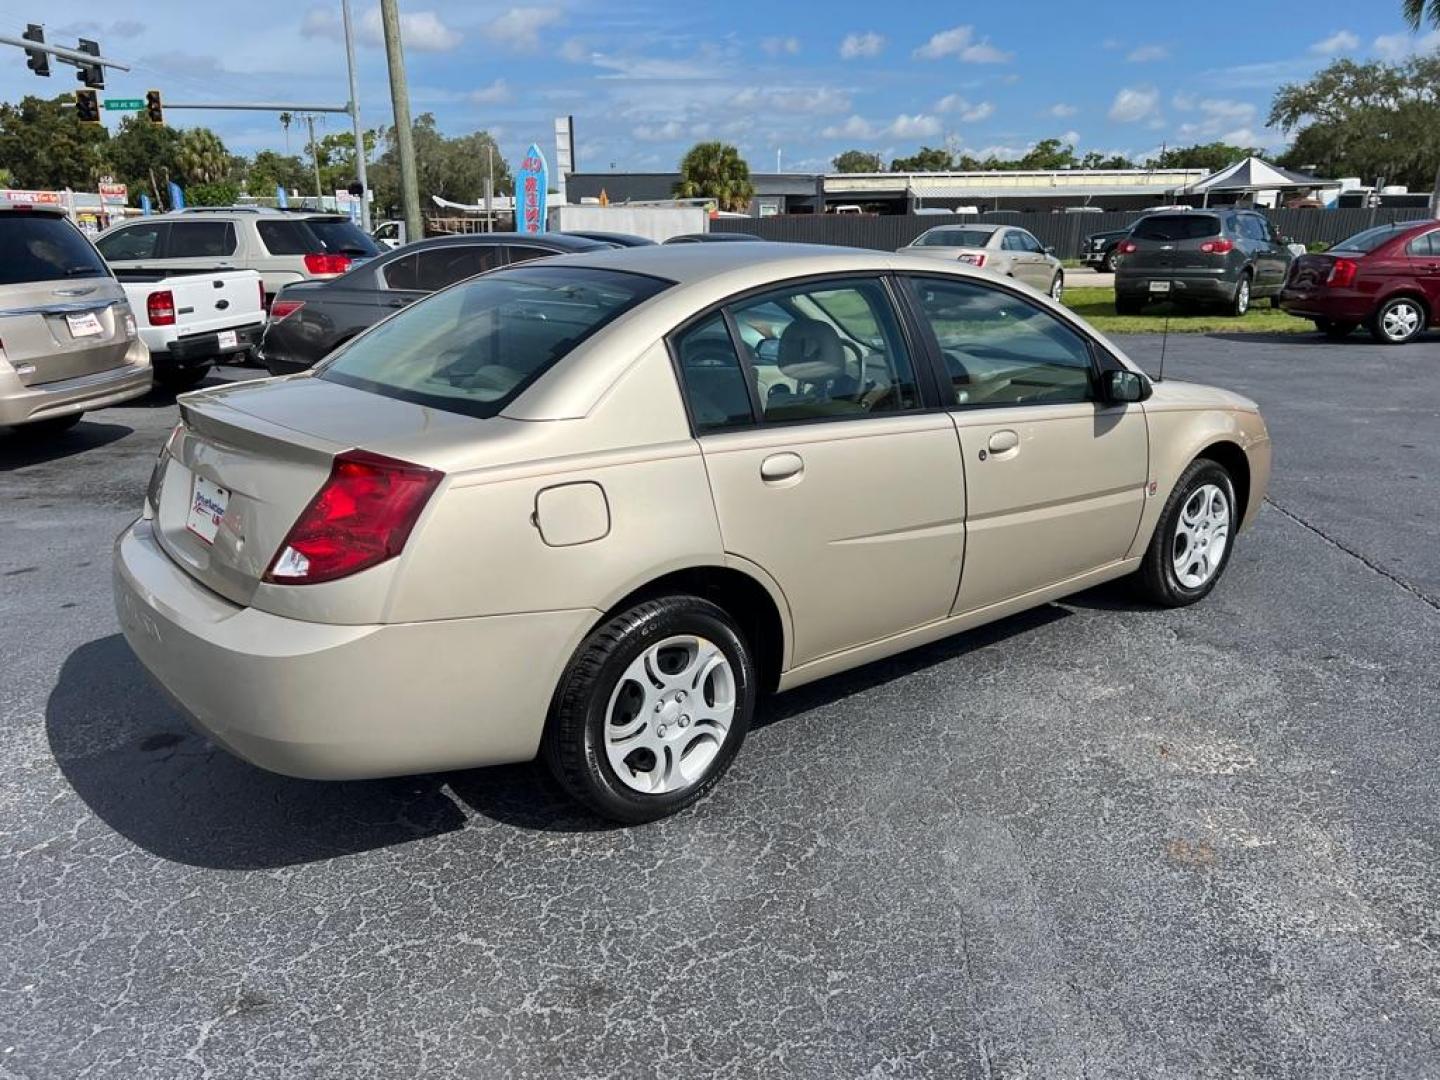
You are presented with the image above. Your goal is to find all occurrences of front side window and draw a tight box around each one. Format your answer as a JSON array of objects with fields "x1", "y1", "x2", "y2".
[
  {"x1": 729, "y1": 279, "x2": 920, "y2": 422},
  {"x1": 97, "y1": 222, "x2": 165, "y2": 261},
  {"x1": 0, "y1": 212, "x2": 109, "y2": 284},
  {"x1": 1017, "y1": 231, "x2": 1045, "y2": 254},
  {"x1": 168, "y1": 221, "x2": 236, "y2": 258},
  {"x1": 907, "y1": 276, "x2": 1095, "y2": 407},
  {"x1": 673, "y1": 313, "x2": 754, "y2": 433},
  {"x1": 319, "y1": 265, "x2": 668, "y2": 419}
]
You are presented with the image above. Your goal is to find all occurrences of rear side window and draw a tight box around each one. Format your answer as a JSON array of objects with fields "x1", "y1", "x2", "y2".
[
  {"x1": 1330, "y1": 224, "x2": 1406, "y2": 254},
  {"x1": 1407, "y1": 231, "x2": 1440, "y2": 257},
  {"x1": 97, "y1": 222, "x2": 165, "y2": 261},
  {"x1": 257, "y1": 218, "x2": 379, "y2": 257},
  {"x1": 168, "y1": 221, "x2": 236, "y2": 258},
  {"x1": 319, "y1": 265, "x2": 668, "y2": 419},
  {"x1": 384, "y1": 246, "x2": 504, "y2": 291},
  {"x1": 256, "y1": 220, "x2": 314, "y2": 255},
  {"x1": 673, "y1": 313, "x2": 755, "y2": 433},
  {"x1": 0, "y1": 212, "x2": 109, "y2": 284},
  {"x1": 1131, "y1": 215, "x2": 1221, "y2": 242}
]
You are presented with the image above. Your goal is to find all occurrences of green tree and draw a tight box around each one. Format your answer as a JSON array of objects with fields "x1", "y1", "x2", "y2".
[
  {"x1": 243, "y1": 150, "x2": 311, "y2": 198},
  {"x1": 1402, "y1": 0, "x2": 1440, "y2": 27},
  {"x1": 368, "y1": 115, "x2": 512, "y2": 216},
  {"x1": 890, "y1": 146, "x2": 954, "y2": 172},
  {"x1": 1080, "y1": 151, "x2": 1137, "y2": 169},
  {"x1": 833, "y1": 149, "x2": 883, "y2": 172},
  {"x1": 1016, "y1": 138, "x2": 1079, "y2": 170},
  {"x1": 177, "y1": 128, "x2": 231, "y2": 185},
  {"x1": 188, "y1": 181, "x2": 240, "y2": 206},
  {"x1": 1145, "y1": 142, "x2": 1259, "y2": 172},
  {"x1": 0, "y1": 94, "x2": 109, "y2": 190},
  {"x1": 1269, "y1": 54, "x2": 1440, "y2": 189},
  {"x1": 105, "y1": 115, "x2": 184, "y2": 205},
  {"x1": 305, "y1": 128, "x2": 383, "y2": 193},
  {"x1": 675, "y1": 141, "x2": 755, "y2": 212}
]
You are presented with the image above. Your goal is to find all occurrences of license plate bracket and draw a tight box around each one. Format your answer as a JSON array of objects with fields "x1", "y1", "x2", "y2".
[
  {"x1": 65, "y1": 311, "x2": 104, "y2": 338},
  {"x1": 217, "y1": 329, "x2": 239, "y2": 350},
  {"x1": 186, "y1": 476, "x2": 230, "y2": 544},
  {"x1": 1148, "y1": 280, "x2": 1172, "y2": 294}
]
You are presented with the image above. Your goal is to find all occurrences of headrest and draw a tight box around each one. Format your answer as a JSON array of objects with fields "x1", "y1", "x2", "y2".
[{"x1": 777, "y1": 318, "x2": 846, "y2": 381}]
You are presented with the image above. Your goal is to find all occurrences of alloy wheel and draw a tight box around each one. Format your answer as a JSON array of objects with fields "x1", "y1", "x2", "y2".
[{"x1": 1172, "y1": 483, "x2": 1231, "y2": 589}]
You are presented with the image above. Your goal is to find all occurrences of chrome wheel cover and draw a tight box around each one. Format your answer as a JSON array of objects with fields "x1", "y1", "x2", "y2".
[
  {"x1": 1172, "y1": 483, "x2": 1231, "y2": 589},
  {"x1": 1051, "y1": 274, "x2": 1064, "y2": 301},
  {"x1": 604, "y1": 635, "x2": 736, "y2": 796},
  {"x1": 1235, "y1": 278, "x2": 1250, "y2": 315},
  {"x1": 1382, "y1": 301, "x2": 1420, "y2": 341}
]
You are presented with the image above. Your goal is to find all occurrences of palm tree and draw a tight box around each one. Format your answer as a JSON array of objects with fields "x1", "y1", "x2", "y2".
[
  {"x1": 675, "y1": 141, "x2": 756, "y2": 213},
  {"x1": 280, "y1": 112, "x2": 293, "y2": 152},
  {"x1": 177, "y1": 128, "x2": 230, "y2": 185},
  {"x1": 1402, "y1": 0, "x2": 1440, "y2": 26}
]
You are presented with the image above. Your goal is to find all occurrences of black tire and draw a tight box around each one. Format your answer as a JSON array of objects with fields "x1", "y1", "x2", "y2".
[
  {"x1": 1316, "y1": 319, "x2": 1356, "y2": 340},
  {"x1": 154, "y1": 365, "x2": 211, "y2": 391},
  {"x1": 1228, "y1": 271, "x2": 1252, "y2": 317},
  {"x1": 1099, "y1": 250, "x2": 1116, "y2": 274},
  {"x1": 1137, "y1": 459, "x2": 1238, "y2": 608},
  {"x1": 1049, "y1": 272, "x2": 1064, "y2": 302},
  {"x1": 1369, "y1": 295, "x2": 1426, "y2": 345},
  {"x1": 13, "y1": 413, "x2": 82, "y2": 438},
  {"x1": 542, "y1": 595, "x2": 756, "y2": 823},
  {"x1": 1116, "y1": 296, "x2": 1144, "y2": 315}
]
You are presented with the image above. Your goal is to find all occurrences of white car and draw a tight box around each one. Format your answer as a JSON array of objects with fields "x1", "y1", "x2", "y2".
[{"x1": 113, "y1": 268, "x2": 266, "y2": 389}]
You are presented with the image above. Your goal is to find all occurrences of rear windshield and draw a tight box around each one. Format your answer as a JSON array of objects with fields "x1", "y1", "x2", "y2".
[
  {"x1": 1330, "y1": 224, "x2": 1407, "y2": 254},
  {"x1": 914, "y1": 229, "x2": 993, "y2": 248},
  {"x1": 0, "y1": 212, "x2": 109, "y2": 285},
  {"x1": 258, "y1": 218, "x2": 380, "y2": 257},
  {"x1": 1131, "y1": 215, "x2": 1221, "y2": 242},
  {"x1": 319, "y1": 265, "x2": 670, "y2": 418}
]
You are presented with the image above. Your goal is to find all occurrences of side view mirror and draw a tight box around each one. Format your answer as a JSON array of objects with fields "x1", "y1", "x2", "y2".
[
  {"x1": 1044, "y1": 245, "x2": 1056, "y2": 256},
  {"x1": 755, "y1": 337, "x2": 781, "y2": 364},
  {"x1": 1102, "y1": 369, "x2": 1150, "y2": 403}
]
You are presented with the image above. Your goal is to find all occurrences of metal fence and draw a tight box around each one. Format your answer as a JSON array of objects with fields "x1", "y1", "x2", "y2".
[{"x1": 720, "y1": 208, "x2": 1436, "y2": 260}]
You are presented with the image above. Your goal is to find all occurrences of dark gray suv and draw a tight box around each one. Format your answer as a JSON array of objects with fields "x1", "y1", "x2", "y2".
[{"x1": 1114, "y1": 210, "x2": 1292, "y2": 316}]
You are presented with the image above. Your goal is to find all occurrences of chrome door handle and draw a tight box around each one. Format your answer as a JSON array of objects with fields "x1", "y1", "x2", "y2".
[
  {"x1": 760, "y1": 452, "x2": 804, "y2": 482},
  {"x1": 987, "y1": 430, "x2": 1020, "y2": 454}
]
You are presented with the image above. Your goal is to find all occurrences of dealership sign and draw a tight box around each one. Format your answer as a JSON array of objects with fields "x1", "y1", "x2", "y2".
[
  {"x1": 517, "y1": 144, "x2": 548, "y2": 234},
  {"x1": 0, "y1": 189, "x2": 62, "y2": 206},
  {"x1": 99, "y1": 182, "x2": 128, "y2": 205}
]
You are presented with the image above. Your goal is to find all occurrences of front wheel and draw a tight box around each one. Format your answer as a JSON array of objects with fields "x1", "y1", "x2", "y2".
[
  {"x1": 1370, "y1": 296, "x2": 1426, "y2": 345},
  {"x1": 543, "y1": 595, "x2": 756, "y2": 823},
  {"x1": 1099, "y1": 251, "x2": 1116, "y2": 274},
  {"x1": 1049, "y1": 272, "x2": 1064, "y2": 302},
  {"x1": 1137, "y1": 460, "x2": 1237, "y2": 607}
]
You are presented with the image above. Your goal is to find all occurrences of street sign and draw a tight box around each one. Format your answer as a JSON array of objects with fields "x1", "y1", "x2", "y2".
[{"x1": 103, "y1": 98, "x2": 143, "y2": 111}]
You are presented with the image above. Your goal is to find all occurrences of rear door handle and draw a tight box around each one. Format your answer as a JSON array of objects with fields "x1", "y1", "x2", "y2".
[
  {"x1": 760, "y1": 452, "x2": 804, "y2": 482},
  {"x1": 987, "y1": 429, "x2": 1020, "y2": 454}
]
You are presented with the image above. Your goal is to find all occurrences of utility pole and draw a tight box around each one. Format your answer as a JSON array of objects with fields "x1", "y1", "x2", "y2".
[
  {"x1": 304, "y1": 114, "x2": 323, "y2": 204},
  {"x1": 380, "y1": 0, "x2": 422, "y2": 242},
  {"x1": 341, "y1": 0, "x2": 371, "y2": 231}
]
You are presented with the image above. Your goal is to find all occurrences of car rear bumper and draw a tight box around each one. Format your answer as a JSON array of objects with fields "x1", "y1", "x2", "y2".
[
  {"x1": 113, "y1": 517, "x2": 598, "y2": 780},
  {"x1": 1277, "y1": 288, "x2": 1373, "y2": 323},
  {"x1": 0, "y1": 347, "x2": 152, "y2": 427},
  {"x1": 150, "y1": 322, "x2": 264, "y2": 374},
  {"x1": 1116, "y1": 269, "x2": 1235, "y2": 302}
]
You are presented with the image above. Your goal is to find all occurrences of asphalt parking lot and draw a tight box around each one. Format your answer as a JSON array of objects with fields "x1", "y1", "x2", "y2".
[{"x1": 2, "y1": 335, "x2": 1438, "y2": 1079}]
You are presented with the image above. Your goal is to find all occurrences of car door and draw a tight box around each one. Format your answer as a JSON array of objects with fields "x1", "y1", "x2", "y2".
[
  {"x1": 1243, "y1": 214, "x2": 1283, "y2": 291},
  {"x1": 671, "y1": 276, "x2": 967, "y2": 666},
  {"x1": 900, "y1": 274, "x2": 1148, "y2": 614},
  {"x1": 161, "y1": 220, "x2": 239, "y2": 273},
  {"x1": 95, "y1": 220, "x2": 168, "y2": 269},
  {"x1": 1404, "y1": 228, "x2": 1440, "y2": 317},
  {"x1": 1014, "y1": 230, "x2": 1053, "y2": 289}
]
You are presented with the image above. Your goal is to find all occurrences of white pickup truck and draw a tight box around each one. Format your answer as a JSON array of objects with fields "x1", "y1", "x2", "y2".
[{"x1": 112, "y1": 268, "x2": 266, "y2": 389}]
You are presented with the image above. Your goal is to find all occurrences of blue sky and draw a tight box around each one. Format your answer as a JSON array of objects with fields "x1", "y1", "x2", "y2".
[{"x1": 1, "y1": 0, "x2": 1437, "y2": 174}]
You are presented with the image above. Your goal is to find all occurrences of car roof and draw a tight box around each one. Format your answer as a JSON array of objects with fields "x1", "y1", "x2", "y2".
[
  {"x1": 386, "y1": 232, "x2": 611, "y2": 254},
  {"x1": 923, "y1": 223, "x2": 1001, "y2": 234},
  {"x1": 0, "y1": 204, "x2": 67, "y2": 215}
]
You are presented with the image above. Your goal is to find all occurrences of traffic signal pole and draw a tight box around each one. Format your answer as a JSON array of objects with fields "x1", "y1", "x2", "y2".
[{"x1": 0, "y1": 32, "x2": 130, "y2": 76}]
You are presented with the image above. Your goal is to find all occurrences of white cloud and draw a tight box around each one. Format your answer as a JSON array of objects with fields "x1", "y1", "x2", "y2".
[
  {"x1": 481, "y1": 7, "x2": 562, "y2": 52},
  {"x1": 1109, "y1": 85, "x2": 1160, "y2": 123},
  {"x1": 1048, "y1": 103, "x2": 1079, "y2": 118},
  {"x1": 469, "y1": 79, "x2": 511, "y2": 105},
  {"x1": 1221, "y1": 127, "x2": 1258, "y2": 146},
  {"x1": 886, "y1": 113, "x2": 943, "y2": 138},
  {"x1": 822, "y1": 115, "x2": 878, "y2": 139},
  {"x1": 322, "y1": 7, "x2": 462, "y2": 51},
  {"x1": 761, "y1": 35, "x2": 801, "y2": 56},
  {"x1": 1060, "y1": 129, "x2": 1081, "y2": 147},
  {"x1": 632, "y1": 120, "x2": 684, "y2": 142},
  {"x1": 300, "y1": 6, "x2": 340, "y2": 39},
  {"x1": 840, "y1": 31, "x2": 885, "y2": 59},
  {"x1": 730, "y1": 86, "x2": 851, "y2": 114},
  {"x1": 935, "y1": 95, "x2": 994, "y2": 121},
  {"x1": 1127, "y1": 44, "x2": 1168, "y2": 63},
  {"x1": 558, "y1": 37, "x2": 589, "y2": 62},
  {"x1": 1374, "y1": 28, "x2": 1440, "y2": 60},
  {"x1": 914, "y1": 25, "x2": 1013, "y2": 63},
  {"x1": 1310, "y1": 29, "x2": 1359, "y2": 55}
]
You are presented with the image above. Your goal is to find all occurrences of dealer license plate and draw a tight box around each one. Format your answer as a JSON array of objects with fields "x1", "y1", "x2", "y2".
[
  {"x1": 65, "y1": 311, "x2": 103, "y2": 337},
  {"x1": 1148, "y1": 281, "x2": 1171, "y2": 294},
  {"x1": 217, "y1": 329, "x2": 239, "y2": 350},
  {"x1": 186, "y1": 476, "x2": 229, "y2": 544}
]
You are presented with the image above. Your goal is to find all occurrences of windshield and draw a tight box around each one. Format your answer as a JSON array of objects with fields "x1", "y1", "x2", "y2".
[
  {"x1": 0, "y1": 212, "x2": 110, "y2": 285},
  {"x1": 914, "y1": 229, "x2": 993, "y2": 248},
  {"x1": 1131, "y1": 215, "x2": 1221, "y2": 242},
  {"x1": 1329, "y1": 224, "x2": 1406, "y2": 254},
  {"x1": 319, "y1": 265, "x2": 669, "y2": 418}
]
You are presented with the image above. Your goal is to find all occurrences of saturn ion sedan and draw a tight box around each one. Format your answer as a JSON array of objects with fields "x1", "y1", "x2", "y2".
[{"x1": 114, "y1": 243, "x2": 1270, "y2": 823}]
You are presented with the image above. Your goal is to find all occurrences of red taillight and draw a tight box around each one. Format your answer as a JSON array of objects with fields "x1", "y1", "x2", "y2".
[
  {"x1": 1327, "y1": 258, "x2": 1359, "y2": 288},
  {"x1": 263, "y1": 450, "x2": 443, "y2": 585},
  {"x1": 303, "y1": 252, "x2": 352, "y2": 275},
  {"x1": 1117, "y1": 240, "x2": 1137, "y2": 255},
  {"x1": 147, "y1": 290, "x2": 175, "y2": 326},
  {"x1": 268, "y1": 298, "x2": 306, "y2": 322},
  {"x1": 958, "y1": 252, "x2": 986, "y2": 267},
  {"x1": 1199, "y1": 239, "x2": 1235, "y2": 254}
]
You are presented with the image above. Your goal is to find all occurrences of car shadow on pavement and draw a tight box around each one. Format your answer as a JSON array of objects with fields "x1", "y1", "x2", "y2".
[
  {"x1": 0, "y1": 421, "x2": 132, "y2": 470},
  {"x1": 46, "y1": 635, "x2": 472, "y2": 869}
]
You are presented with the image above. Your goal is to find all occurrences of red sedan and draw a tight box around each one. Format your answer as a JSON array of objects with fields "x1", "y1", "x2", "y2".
[{"x1": 1280, "y1": 220, "x2": 1440, "y2": 344}]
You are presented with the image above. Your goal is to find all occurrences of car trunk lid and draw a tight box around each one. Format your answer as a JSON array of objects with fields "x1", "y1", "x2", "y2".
[
  {"x1": 1288, "y1": 253, "x2": 1334, "y2": 289},
  {"x1": 0, "y1": 277, "x2": 132, "y2": 386}
]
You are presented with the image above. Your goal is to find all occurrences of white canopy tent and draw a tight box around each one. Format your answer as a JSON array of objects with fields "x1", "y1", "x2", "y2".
[{"x1": 1179, "y1": 157, "x2": 1340, "y2": 206}]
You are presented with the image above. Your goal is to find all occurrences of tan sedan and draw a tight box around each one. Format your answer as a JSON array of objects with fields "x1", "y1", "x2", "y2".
[
  {"x1": 899, "y1": 223, "x2": 1066, "y2": 299},
  {"x1": 114, "y1": 244, "x2": 1270, "y2": 822}
]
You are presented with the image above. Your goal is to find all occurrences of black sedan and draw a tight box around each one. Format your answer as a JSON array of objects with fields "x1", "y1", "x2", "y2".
[
  {"x1": 258, "y1": 232, "x2": 610, "y2": 375},
  {"x1": 564, "y1": 230, "x2": 656, "y2": 247}
]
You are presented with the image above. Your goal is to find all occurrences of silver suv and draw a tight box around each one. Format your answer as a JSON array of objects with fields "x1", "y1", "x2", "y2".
[
  {"x1": 95, "y1": 207, "x2": 382, "y2": 304},
  {"x1": 0, "y1": 205, "x2": 151, "y2": 436}
]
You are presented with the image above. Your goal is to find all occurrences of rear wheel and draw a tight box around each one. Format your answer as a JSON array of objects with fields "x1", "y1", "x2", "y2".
[
  {"x1": 1137, "y1": 460, "x2": 1237, "y2": 607},
  {"x1": 1049, "y1": 272, "x2": 1064, "y2": 302},
  {"x1": 154, "y1": 365, "x2": 211, "y2": 391},
  {"x1": 1228, "y1": 272, "x2": 1252, "y2": 317},
  {"x1": 543, "y1": 595, "x2": 755, "y2": 823},
  {"x1": 1316, "y1": 319, "x2": 1356, "y2": 340},
  {"x1": 1370, "y1": 296, "x2": 1425, "y2": 345}
]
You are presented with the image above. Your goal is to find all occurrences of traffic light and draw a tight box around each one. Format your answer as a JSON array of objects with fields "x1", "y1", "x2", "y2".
[
  {"x1": 74, "y1": 38, "x2": 103, "y2": 90},
  {"x1": 145, "y1": 90, "x2": 164, "y2": 126},
  {"x1": 74, "y1": 89, "x2": 100, "y2": 124},
  {"x1": 23, "y1": 24, "x2": 50, "y2": 78}
]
